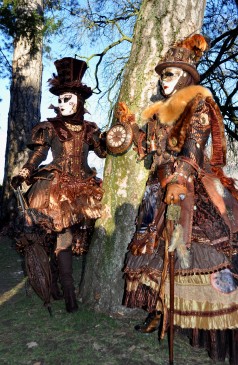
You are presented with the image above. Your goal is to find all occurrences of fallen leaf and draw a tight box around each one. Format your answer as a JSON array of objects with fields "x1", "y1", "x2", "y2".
[{"x1": 27, "y1": 341, "x2": 38, "y2": 349}]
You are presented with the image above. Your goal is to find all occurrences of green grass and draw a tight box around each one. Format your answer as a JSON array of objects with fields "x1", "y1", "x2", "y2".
[{"x1": 0, "y1": 235, "x2": 229, "y2": 365}]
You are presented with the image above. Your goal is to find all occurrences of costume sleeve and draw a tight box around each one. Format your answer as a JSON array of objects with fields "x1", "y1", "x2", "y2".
[
  {"x1": 23, "y1": 122, "x2": 52, "y2": 173},
  {"x1": 92, "y1": 129, "x2": 108, "y2": 158},
  {"x1": 131, "y1": 123, "x2": 147, "y2": 160},
  {"x1": 85, "y1": 122, "x2": 107, "y2": 158},
  {"x1": 168, "y1": 99, "x2": 211, "y2": 186}
]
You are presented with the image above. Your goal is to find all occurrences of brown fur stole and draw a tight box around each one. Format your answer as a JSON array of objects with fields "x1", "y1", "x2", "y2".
[
  {"x1": 142, "y1": 85, "x2": 212, "y2": 124},
  {"x1": 142, "y1": 85, "x2": 226, "y2": 167}
]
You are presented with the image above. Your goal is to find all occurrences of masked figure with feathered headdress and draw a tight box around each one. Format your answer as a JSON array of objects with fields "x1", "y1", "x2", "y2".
[{"x1": 121, "y1": 34, "x2": 238, "y2": 363}]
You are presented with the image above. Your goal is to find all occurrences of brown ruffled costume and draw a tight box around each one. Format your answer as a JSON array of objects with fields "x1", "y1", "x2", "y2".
[
  {"x1": 123, "y1": 36, "x2": 238, "y2": 363},
  {"x1": 24, "y1": 117, "x2": 106, "y2": 246},
  {"x1": 12, "y1": 58, "x2": 107, "y2": 313}
]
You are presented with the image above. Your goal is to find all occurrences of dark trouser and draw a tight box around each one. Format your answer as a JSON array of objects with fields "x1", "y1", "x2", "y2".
[
  {"x1": 57, "y1": 248, "x2": 78, "y2": 313},
  {"x1": 50, "y1": 251, "x2": 63, "y2": 300}
]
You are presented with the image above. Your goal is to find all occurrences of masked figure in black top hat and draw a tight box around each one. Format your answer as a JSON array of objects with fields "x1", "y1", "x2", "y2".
[{"x1": 11, "y1": 57, "x2": 107, "y2": 313}]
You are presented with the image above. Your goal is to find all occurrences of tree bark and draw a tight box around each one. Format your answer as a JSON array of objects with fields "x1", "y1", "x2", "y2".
[
  {"x1": 1, "y1": 0, "x2": 43, "y2": 222},
  {"x1": 81, "y1": 0, "x2": 207, "y2": 313}
]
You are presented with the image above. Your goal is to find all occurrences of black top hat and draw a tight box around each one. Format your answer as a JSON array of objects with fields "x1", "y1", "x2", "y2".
[{"x1": 48, "y1": 57, "x2": 93, "y2": 99}]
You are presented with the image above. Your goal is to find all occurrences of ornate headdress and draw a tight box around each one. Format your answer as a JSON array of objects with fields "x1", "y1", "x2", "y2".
[
  {"x1": 155, "y1": 34, "x2": 209, "y2": 83},
  {"x1": 48, "y1": 57, "x2": 93, "y2": 99}
]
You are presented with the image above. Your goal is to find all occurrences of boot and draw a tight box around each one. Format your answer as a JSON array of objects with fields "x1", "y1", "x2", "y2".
[
  {"x1": 134, "y1": 311, "x2": 161, "y2": 333},
  {"x1": 49, "y1": 253, "x2": 63, "y2": 300},
  {"x1": 57, "y1": 249, "x2": 78, "y2": 313}
]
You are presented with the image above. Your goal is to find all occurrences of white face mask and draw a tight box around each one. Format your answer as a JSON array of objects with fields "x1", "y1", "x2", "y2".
[
  {"x1": 160, "y1": 67, "x2": 186, "y2": 96},
  {"x1": 58, "y1": 93, "x2": 77, "y2": 116}
]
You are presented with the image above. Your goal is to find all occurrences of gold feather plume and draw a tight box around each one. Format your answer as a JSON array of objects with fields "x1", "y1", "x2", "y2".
[{"x1": 176, "y1": 34, "x2": 210, "y2": 62}]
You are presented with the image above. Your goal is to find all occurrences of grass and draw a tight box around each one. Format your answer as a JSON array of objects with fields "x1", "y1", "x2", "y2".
[{"x1": 0, "y1": 234, "x2": 229, "y2": 365}]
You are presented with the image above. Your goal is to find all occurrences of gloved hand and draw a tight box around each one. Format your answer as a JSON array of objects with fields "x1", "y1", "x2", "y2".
[
  {"x1": 116, "y1": 102, "x2": 135, "y2": 124},
  {"x1": 11, "y1": 175, "x2": 25, "y2": 189},
  {"x1": 11, "y1": 168, "x2": 30, "y2": 189},
  {"x1": 164, "y1": 183, "x2": 187, "y2": 205}
]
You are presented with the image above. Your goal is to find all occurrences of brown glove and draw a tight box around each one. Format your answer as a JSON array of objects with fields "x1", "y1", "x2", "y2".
[{"x1": 165, "y1": 183, "x2": 187, "y2": 205}]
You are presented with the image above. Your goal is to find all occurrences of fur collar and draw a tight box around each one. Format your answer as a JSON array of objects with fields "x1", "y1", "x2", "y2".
[{"x1": 142, "y1": 85, "x2": 212, "y2": 125}]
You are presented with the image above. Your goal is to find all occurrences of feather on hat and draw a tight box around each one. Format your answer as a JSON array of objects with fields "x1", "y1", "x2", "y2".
[{"x1": 155, "y1": 34, "x2": 209, "y2": 83}]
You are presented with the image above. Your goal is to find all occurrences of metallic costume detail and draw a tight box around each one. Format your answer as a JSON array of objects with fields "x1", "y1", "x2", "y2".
[{"x1": 64, "y1": 122, "x2": 83, "y2": 132}]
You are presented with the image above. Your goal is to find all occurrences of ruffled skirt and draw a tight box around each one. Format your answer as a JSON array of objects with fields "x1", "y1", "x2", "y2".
[
  {"x1": 26, "y1": 170, "x2": 104, "y2": 232},
  {"x1": 123, "y1": 181, "x2": 238, "y2": 331}
]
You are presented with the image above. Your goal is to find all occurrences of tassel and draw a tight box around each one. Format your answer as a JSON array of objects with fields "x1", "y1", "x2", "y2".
[{"x1": 168, "y1": 224, "x2": 191, "y2": 269}]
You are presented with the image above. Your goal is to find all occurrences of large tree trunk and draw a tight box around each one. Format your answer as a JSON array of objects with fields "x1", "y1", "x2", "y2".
[
  {"x1": 81, "y1": 0, "x2": 207, "y2": 313},
  {"x1": 1, "y1": 0, "x2": 43, "y2": 222}
]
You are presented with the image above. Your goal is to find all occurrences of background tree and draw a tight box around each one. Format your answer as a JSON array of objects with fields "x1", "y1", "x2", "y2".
[
  {"x1": 0, "y1": 0, "x2": 77, "y2": 221},
  {"x1": 200, "y1": 0, "x2": 238, "y2": 177},
  {"x1": 48, "y1": 0, "x2": 237, "y2": 172},
  {"x1": 0, "y1": 0, "x2": 44, "y2": 221},
  {"x1": 52, "y1": 0, "x2": 237, "y2": 135},
  {"x1": 80, "y1": 0, "x2": 208, "y2": 313}
]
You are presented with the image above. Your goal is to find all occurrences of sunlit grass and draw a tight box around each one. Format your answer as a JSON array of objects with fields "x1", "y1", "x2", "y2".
[{"x1": 0, "y1": 277, "x2": 27, "y2": 305}]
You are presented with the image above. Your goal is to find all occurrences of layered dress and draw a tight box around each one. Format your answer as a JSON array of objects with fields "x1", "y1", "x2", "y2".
[
  {"x1": 17, "y1": 116, "x2": 107, "y2": 254},
  {"x1": 123, "y1": 85, "x2": 238, "y2": 362}
]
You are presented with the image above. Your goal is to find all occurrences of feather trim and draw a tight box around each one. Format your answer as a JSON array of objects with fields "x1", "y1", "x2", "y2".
[
  {"x1": 167, "y1": 93, "x2": 203, "y2": 152},
  {"x1": 176, "y1": 34, "x2": 210, "y2": 62},
  {"x1": 168, "y1": 224, "x2": 191, "y2": 269},
  {"x1": 142, "y1": 85, "x2": 212, "y2": 125}
]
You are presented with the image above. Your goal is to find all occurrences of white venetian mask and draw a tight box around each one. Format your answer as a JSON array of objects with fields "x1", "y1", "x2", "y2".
[
  {"x1": 160, "y1": 67, "x2": 187, "y2": 96},
  {"x1": 58, "y1": 92, "x2": 77, "y2": 116}
]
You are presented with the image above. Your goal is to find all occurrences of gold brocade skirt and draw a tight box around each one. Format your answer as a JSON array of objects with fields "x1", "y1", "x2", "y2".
[
  {"x1": 123, "y1": 175, "x2": 238, "y2": 331},
  {"x1": 125, "y1": 270, "x2": 238, "y2": 330}
]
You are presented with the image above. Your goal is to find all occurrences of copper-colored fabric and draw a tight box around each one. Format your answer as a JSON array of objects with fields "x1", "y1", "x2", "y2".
[
  {"x1": 27, "y1": 171, "x2": 103, "y2": 232},
  {"x1": 15, "y1": 118, "x2": 106, "y2": 255}
]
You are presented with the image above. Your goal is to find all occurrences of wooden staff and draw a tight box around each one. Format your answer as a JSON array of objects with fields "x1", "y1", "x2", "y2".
[
  {"x1": 169, "y1": 249, "x2": 175, "y2": 364},
  {"x1": 166, "y1": 204, "x2": 181, "y2": 365}
]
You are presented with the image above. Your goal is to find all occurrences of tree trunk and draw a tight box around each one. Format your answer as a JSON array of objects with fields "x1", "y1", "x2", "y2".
[
  {"x1": 1, "y1": 0, "x2": 43, "y2": 222},
  {"x1": 81, "y1": 0, "x2": 207, "y2": 313}
]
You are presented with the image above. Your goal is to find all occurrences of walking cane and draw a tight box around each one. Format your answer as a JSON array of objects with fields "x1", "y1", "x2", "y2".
[
  {"x1": 166, "y1": 203, "x2": 181, "y2": 365},
  {"x1": 169, "y1": 249, "x2": 175, "y2": 364}
]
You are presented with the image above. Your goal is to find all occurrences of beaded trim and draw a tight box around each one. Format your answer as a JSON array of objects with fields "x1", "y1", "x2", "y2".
[{"x1": 65, "y1": 122, "x2": 83, "y2": 132}]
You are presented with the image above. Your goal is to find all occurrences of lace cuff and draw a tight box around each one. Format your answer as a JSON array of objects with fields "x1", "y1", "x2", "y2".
[{"x1": 18, "y1": 168, "x2": 30, "y2": 179}]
